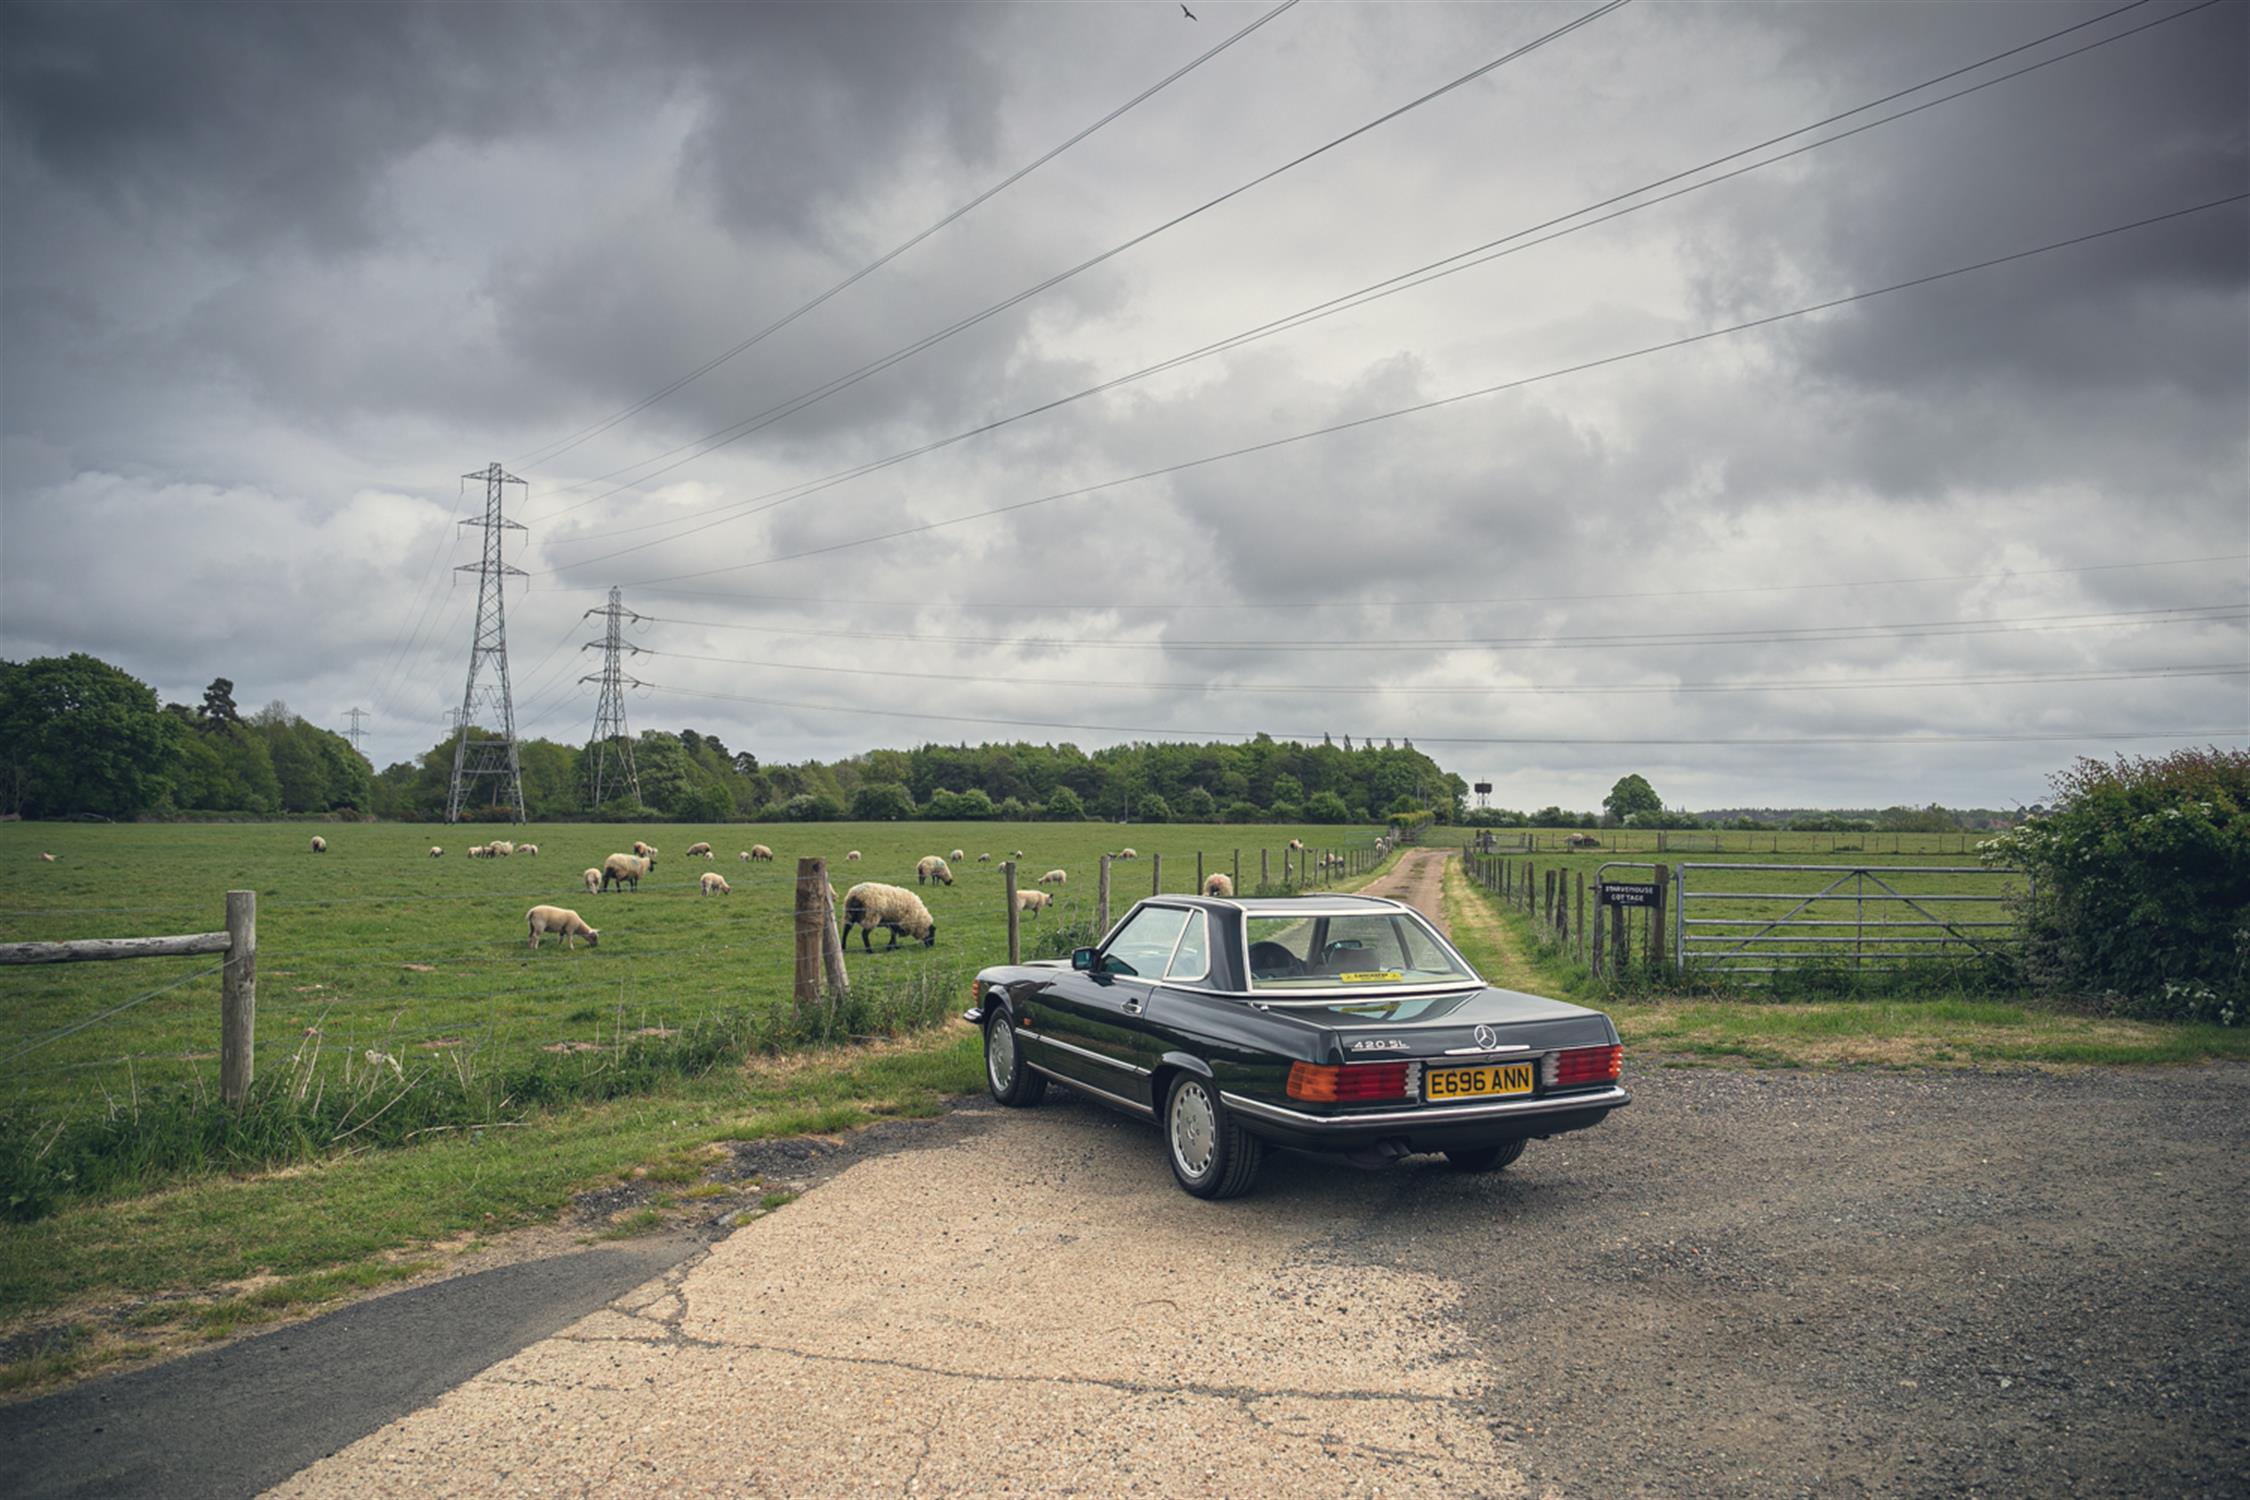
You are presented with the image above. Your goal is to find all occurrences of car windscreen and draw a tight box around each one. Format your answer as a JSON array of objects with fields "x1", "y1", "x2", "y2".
[{"x1": 1243, "y1": 911, "x2": 1477, "y2": 990}]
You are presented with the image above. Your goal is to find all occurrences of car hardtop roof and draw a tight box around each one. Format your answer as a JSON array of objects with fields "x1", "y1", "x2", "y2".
[{"x1": 1222, "y1": 894, "x2": 1408, "y2": 914}]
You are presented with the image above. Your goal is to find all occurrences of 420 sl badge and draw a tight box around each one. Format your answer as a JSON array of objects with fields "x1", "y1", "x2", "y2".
[{"x1": 1347, "y1": 1038, "x2": 1410, "y2": 1052}]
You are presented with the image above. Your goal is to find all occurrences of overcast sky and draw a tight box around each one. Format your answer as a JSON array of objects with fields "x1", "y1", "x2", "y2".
[{"x1": 3, "y1": 0, "x2": 2244, "y2": 810}]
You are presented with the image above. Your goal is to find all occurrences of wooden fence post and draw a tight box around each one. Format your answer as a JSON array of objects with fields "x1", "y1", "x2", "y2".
[
  {"x1": 1152, "y1": 851, "x2": 1162, "y2": 896},
  {"x1": 1233, "y1": 848, "x2": 1240, "y2": 889},
  {"x1": 792, "y1": 859, "x2": 823, "y2": 1021},
  {"x1": 1575, "y1": 872, "x2": 1586, "y2": 964},
  {"x1": 1004, "y1": 861, "x2": 1020, "y2": 965},
  {"x1": 812, "y1": 857, "x2": 848, "y2": 1000},
  {"x1": 1097, "y1": 855, "x2": 1112, "y2": 938},
  {"x1": 1651, "y1": 863, "x2": 1669, "y2": 969},
  {"x1": 1592, "y1": 891, "x2": 1607, "y2": 978},
  {"x1": 221, "y1": 890, "x2": 256, "y2": 1108},
  {"x1": 1260, "y1": 847, "x2": 1269, "y2": 889},
  {"x1": 1196, "y1": 851, "x2": 1204, "y2": 892}
]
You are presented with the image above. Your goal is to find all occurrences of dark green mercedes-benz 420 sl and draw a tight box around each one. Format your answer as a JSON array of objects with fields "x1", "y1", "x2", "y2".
[{"x1": 964, "y1": 893, "x2": 1628, "y2": 1198}]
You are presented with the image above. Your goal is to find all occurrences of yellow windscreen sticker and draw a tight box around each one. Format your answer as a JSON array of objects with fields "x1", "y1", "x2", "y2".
[{"x1": 1338, "y1": 970, "x2": 1405, "y2": 983}]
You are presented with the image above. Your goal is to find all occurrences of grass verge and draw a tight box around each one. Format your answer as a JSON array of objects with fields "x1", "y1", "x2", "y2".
[{"x1": 1439, "y1": 857, "x2": 2250, "y2": 1069}]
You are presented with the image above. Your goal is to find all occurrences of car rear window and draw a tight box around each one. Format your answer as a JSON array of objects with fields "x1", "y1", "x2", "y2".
[{"x1": 1244, "y1": 911, "x2": 1477, "y2": 990}]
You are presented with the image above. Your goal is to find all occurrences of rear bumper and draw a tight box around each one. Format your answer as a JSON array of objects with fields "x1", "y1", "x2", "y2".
[{"x1": 1219, "y1": 1084, "x2": 1629, "y2": 1153}]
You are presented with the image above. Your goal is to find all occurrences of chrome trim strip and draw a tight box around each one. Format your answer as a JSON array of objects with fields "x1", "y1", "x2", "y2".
[
  {"x1": 1028, "y1": 1061, "x2": 1155, "y2": 1116},
  {"x1": 1249, "y1": 983, "x2": 1486, "y2": 1007},
  {"x1": 1442, "y1": 1043, "x2": 1534, "y2": 1055},
  {"x1": 1218, "y1": 1085, "x2": 1629, "y2": 1130},
  {"x1": 1018, "y1": 1028, "x2": 1151, "y2": 1076}
]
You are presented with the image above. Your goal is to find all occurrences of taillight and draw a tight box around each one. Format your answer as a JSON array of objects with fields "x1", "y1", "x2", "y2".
[
  {"x1": 1549, "y1": 1044, "x2": 1622, "y2": 1087},
  {"x1": 1287, "y1": 1061, "x2": 1411, "y2": 1102}
]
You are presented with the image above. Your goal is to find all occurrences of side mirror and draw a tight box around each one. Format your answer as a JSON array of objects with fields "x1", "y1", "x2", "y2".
[{"x1": 1071, "y1": 947, "x2": 1096, "y2": 972}]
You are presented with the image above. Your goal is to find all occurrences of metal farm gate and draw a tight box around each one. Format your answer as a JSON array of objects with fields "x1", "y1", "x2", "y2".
[{"x1": 1673, "y1": 864, "x2": 2028, "y2": 982}]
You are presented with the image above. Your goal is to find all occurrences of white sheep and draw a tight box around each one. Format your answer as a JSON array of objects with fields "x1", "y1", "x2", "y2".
[
  {"x1": 1118, "y1": 847, "x2": 1137, "y2": 860},
  {"x1": 632, "y1": 840, "x2": 658, "y2": 860},
  {"x1": 1204, "y1": 872, "x2": 1235, "y2": 897},
  {"x1": 600, "y1": 852, "x2": 654, "y2": 892},
  {"x1": 841, "y1": 882, "x2": 937, "y2": 950},
  {"x1": 1012, "y1": 849, "x2": 1024, "y2": 858},
  {"x1": 527, "y1": 905, "x2": 599, "y2": 951},
  {"x1": 428, "y1": 846, "x2": 444, "y2": 858},
  {"x1": 846, "y1": 849, "x2": 862, "y2": 862},
  {"x1": 1288, "y1": 838, "x2": 1305, "y2": 851},
  {"x1": 1015, "y1": 888, "x2": 1053, "y2": 915},
  {"x1": 518, "y1": 843, "x2": 538, "y2": 857},
  {"x1": 310, "y1": 836, "x2": 327, "y2": 853},
  {"x1": 948, "y1": 848, "x2": 965, "y2": 863},
  {"x1": 489, "y1": 840, "x2": 514, "y2": 858},
  {"x1": 1038, "y1": 868, "x2": 1067, "y2": 887},
  {"x1": 700, "y1": 872, "x2": 731, "y2": 896},
  {"x1": 749, "y1": 844, "x2": 774, "y2": 861},
  {"x1": 686, "y1": 841, "x2": 714, "y2": 859},
  {"x1": 915, "y1": 855, "x2": 955, "y2": 887},
  {"x1": 977, "y1": 852, "x2": 991, "y2": 863},
  {"x1": 38, "y1": 852, "x2": 57, "y2": 862},
  {"x1": 583, "y1": 867, "x2": 602, "y2": 895}
]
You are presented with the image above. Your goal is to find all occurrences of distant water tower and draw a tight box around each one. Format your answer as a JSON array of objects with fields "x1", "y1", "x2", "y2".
[{"x1": 1473, "y1": 779, "x2": 1492, "y2": 812}]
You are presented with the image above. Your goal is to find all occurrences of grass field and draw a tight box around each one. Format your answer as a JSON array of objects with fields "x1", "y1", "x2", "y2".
[
  {"x1": 1431, "y1": 826, "x2": 2002, "y2": 857},
  {"x1": 1438, "y1": 856, "x2": 2250, "y2": 1069},
  {"x1": 0, "y1": 820, "x2": 1380, "y2": 1203}
]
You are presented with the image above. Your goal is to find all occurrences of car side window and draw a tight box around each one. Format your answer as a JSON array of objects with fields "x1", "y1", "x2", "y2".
[
  {"x1": 1102, "y1": 906, "x2": 1189, "y2": 978},
  {"x1": 1164, "y1": 910, "x2": 1210, "y2": 982}
]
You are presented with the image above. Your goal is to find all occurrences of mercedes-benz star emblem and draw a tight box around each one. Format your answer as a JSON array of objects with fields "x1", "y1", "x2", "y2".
[{"x1": 1473, "y1": 1024, "x2": 1498, "y2": 1050}]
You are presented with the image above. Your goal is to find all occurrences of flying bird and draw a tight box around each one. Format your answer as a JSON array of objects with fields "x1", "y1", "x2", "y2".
[{"x1": 1181, "y1": 4, "x2": 1197, "y2": 17}]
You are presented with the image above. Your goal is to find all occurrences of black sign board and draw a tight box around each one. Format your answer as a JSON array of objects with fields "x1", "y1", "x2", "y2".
[{"x1": 1599, "y1": 881, "x2": 1660, "y2": 907}]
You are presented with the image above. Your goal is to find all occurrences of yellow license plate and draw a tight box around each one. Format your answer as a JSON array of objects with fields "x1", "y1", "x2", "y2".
[{"x1": 1424, "y1": 1063, "x2": 1535, "y2": 1101}]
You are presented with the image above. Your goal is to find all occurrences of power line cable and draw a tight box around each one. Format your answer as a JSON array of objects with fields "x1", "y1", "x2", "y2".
[
  {"x1": 542, "y1": 550, "x2": 2248, "y2": 614},
  {"x1": 622, "y1": 602, "x2": 2246, "y2": 654},
  {"x1": 634, "y1": 678, "x2": 2244, "y2": 748},
  {"x1": 510, "y1": 0, "x2": 1306, "y2": 471},
  {"x1": 621, "y1": 649, "x2": 2246, "y2": 698},
  {"x1": 533, "y1": 0, "x2": 2201, "y2": 558},
  {"x1": 521, "y1": 0, "x2": 1636, "y2": 515},
  {"x1": 581, "y1": 192, "x2": 2250, "y2": 587}
]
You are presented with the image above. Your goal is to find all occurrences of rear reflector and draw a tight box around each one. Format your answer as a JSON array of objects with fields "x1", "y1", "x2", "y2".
[
  {"x1": 1287, "y1": 1061, "x2": 1411, "y2": 1102},
  {"x1": 1552, "y1": 1044, "x2": 1622, "y2": 1087}
]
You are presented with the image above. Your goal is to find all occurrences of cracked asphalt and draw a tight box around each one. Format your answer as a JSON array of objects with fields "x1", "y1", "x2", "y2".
[{"x1": 265, "y1": 1059, "x2": 2250, "y2": 1499}]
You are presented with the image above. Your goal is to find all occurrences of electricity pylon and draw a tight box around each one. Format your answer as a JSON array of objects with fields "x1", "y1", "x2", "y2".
[
  {"x1": 580, "y1": 585, "x2": 644, "y2": 809},
  {"x1": 341, "y1": 707, "x2": 369, "y2": 758},
  {"x1": 445, "y1": 462, "x2": 528, "y2": 824}
]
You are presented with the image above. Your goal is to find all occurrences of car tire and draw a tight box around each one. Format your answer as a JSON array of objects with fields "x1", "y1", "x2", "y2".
[
  {"x1": 984, "y1": 1012, "x2": 1046, "y2": 1107},
  {"x1": 1164, "y1": 1073, "x2": 1262, "y2": 1199},
  {"x1": 1444, "y1": 1139, "x2": 1528, "y2": 1173}
]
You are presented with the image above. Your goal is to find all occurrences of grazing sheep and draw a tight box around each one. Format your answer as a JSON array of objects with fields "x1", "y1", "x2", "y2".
[
  {"x1": 583, "y1": 867, "x2": 602, "y2": 895},
  {"x1": 518, "y1": 843, "x2": 538, "y2": 857},
  {"x1": 1204, "y1": 872, "x2": 1235, "y2": 897},
  {"x1": 749, "y1": 844, "x2": 775, "y2": 861},
  {"x1": 489, "y1": 841, "x2": 514, "y2": 858},
  {"x1": 428, "y1": 846, "x2": 444, "y2": 858},
  {"x1": 700, "y1": 872, "x2": 731, "y2": 896},
  {"x1": 38, "y1": 852, "x2": 57, "y2": 862},
  {"x1": 916, "y1": 855, "x2": 955, "y2": 887},
  {"x1": 841, "y1": 882, "x2": 937, "y2": 951},
  {"x1": 1038, "y1": 868, "x2": 1067, "y2": 887},
  {"x1": 977, "y1": 852, "x2": 991, "y2": 863},
  {"x1": 1012, "y1": 850, "x2": 1024, "y2": 858},
  {"x1": 1118, "y1": 847, "x2": 1138, "y2": 860},
  {"x1": 310, "y1": 836, "x2": 327, "y2": 853},
  {"x1": 846, "y1": 850, "x2": 862, "y2": 862},
  {"x1": 1015, "y1": 889, "x2": 1053, "y2": 915},
  {"x1": 527, "y1": 905, "x2": 599, "y2": 951},
  {"x1": 1288, "y1": 838, "x2": 1305, "y2": 851},
  {"x1": 632, "y1": 841, "x2": 658, "y2": 860},
  {"x1": 466, "y1": 844, "x2": 488, "y2": 859},
  {"x1": 948, "y1": 848, "x2": 965, "y2": 862},
  {"x1": 1566, "y1": 832, "x2": 1601, "y2": 849},
  {"x1": 600, "y1": 852, "x2": 654, "y2": 892},
  {"x1": 686, "y1": 841, "x2": 714, "y2": 858}
]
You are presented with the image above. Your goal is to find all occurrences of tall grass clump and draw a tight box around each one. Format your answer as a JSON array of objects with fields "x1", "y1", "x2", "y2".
[{"x1": 0, "y1": 968, "x2": 968, "y2": 1224}]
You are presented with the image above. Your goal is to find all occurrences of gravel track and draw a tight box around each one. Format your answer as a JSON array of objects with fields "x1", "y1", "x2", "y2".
[{"x1": 263, "y1": 1057, "x2": 2250, "y2": 1498}]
